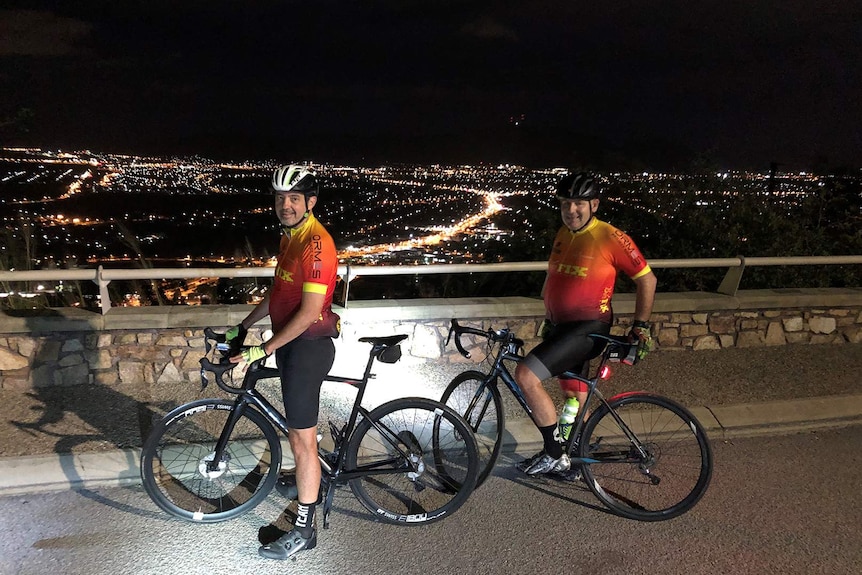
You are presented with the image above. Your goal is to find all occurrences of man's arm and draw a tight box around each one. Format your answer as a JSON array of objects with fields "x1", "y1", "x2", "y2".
[
  {"x1": 239, "y1": 293, "x2": 272, "y2": 330},
  {"x1": 632, "y1": 270, "x2": 657, "y2": 322},
  {"x1": 260, "y1": 289, "x2": 327, "y2": 355}
]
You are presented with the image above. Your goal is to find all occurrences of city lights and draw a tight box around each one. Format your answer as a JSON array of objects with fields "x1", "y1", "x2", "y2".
[{"x1": 1, "y1": 146, "x2": 858, "y2": 308}]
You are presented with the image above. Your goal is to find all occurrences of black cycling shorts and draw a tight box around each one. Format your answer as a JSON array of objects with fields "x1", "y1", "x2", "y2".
[
  {"x1": 521, "y1": 319, "x2": 610, "y2": 382},
  {"x1": 274, "y1": 337, "x2": 336, "y2": 430}
]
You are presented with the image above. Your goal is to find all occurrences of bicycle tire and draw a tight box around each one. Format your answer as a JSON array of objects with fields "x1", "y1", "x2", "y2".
[
  {"x1": 140, "y1": 399, "x2": 282, "y2": 523},
  {"x1": 440, "y1": 370, "x2": 504, "y2": 487},
  {"x1": 345, "y1": 397, "x2": 479, "y2": 525},
  {"x1": 579, "y1": 392, "x2": 713, "y2": 521}
]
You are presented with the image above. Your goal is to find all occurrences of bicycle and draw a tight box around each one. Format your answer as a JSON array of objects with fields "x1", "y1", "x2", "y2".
[
  {"x1": 140, "y1": 327, "x2": 479, "y2": 527},
  {"x1": 441, "y1": 318, "x2": 713, "y2": 521}
]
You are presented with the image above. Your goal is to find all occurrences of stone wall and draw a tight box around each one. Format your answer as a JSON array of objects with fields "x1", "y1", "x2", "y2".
[
  {"x1": 390, "y1": 307, "x2": 862, "y2": 363},
  {"x1": 1, "y1": 290, "x2": 861, "y2": 390},
  {"x1": 653, "y1": 308, "x2": 862, "y2": 351}
]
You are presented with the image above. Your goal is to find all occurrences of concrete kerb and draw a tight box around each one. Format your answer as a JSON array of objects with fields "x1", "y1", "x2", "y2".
[
  {"x1": 2, "y1": 394, "x2": 862, "y2": 497},
  {"x1": 501, "y1": 394, "x2": 862, "y2": 449},
  {"x1": 704, "y1": 394, "x2": 862, "y2": 439}
]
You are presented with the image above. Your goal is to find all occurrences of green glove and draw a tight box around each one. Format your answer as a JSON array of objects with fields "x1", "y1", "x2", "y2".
[
  {"x1": 241, "y1": 345, "x2": 268, "y2": 364},
  {"x1": 226, "y1": 324, "x2": 247, "y2": 345},
  {"x1": 628, "y1": 322, "x2": 654, "y2": 362}
]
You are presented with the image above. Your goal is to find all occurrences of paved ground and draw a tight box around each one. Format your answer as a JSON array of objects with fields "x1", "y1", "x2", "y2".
[{"x1": 1, "y1": 342, "x2": 861, "y2": 494}]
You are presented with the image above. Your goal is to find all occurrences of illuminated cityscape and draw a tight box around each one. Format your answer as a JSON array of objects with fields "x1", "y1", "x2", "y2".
[{"x1": 1, "y1": 147, "x2": 859, "y2": 307}]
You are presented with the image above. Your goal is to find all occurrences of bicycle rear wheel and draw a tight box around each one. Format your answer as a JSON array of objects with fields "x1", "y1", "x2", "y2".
[
  {"x1": 579, "y1": 392, "x2": 713, "y2": 521},
  {"x1": 441, "y1": 370, "x2": 504, "y2": 487},
  {"x1": 345, "y1": 397, "x2": 479, "y2": 525},
  {"x1": 140, "y1": 399, "x2": 282, "y2": 523}
]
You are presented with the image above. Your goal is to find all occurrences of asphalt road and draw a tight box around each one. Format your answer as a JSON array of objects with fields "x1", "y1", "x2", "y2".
[{"x1": 2, "y1": 425, "x2": 861, "y2": 575}]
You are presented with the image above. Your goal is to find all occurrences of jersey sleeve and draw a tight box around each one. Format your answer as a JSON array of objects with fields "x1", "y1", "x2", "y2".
[
  {"x1": 608, "y1": 227, "x2": 651, "y2": 279},
  {"x1": 301, "y1": 230, "x2": 338, "y2": 294}
]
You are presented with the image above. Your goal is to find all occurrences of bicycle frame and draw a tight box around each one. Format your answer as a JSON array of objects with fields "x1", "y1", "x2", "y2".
[
  {"x1": 443, "y1": 319, "x2": 713, "y2": 520},
  {"x1": 447, "y1": 320, "x2": 650, "y2": 463},
  {"x1": 475, "y1": 340, "x2": 534, "y2": 418},
  {"x1": 557, "y1": 353, "x2": 652, "y2": 464},
  {"x1": 200, "y1": 331, "x2": 426, "y2": 526}
]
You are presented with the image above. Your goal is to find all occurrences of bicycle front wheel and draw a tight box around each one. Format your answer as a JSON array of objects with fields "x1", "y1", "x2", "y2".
[
  {"x1": 441, "y1": 370, "x2": 504, "y2": 487},
  {"x1": 140, "y1": 399, "x2": 282, "y2": 523},
  {"x1": 579, "y1": 392, "x2": 713, "y2": 521},
  {"x1": 346, "y1": 397, "x2": 479, "y2": 525}
]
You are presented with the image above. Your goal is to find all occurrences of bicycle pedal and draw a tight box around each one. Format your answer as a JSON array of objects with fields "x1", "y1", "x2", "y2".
[
  {"x1": 549, "y1": 467, "x2": 583, "y2": 483},
  {"x1": 275, "y1": 473, "x2": 326, "y2": 503},
  {"x1": 275, "y1": 474, "x2": 299, "y2": 500}
]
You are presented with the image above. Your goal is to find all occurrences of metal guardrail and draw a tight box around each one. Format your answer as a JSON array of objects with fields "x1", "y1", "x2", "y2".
[{"x1": 1, "y1": 256, "x2": 861, "y2": 315}]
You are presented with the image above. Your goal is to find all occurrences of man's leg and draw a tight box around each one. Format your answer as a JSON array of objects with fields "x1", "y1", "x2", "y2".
[
  {"x1": 514, "y1": 362, "x2": 570, "y2": 475},
  {"x1": 259, "y1": 428, "x2": 321, "y2": 561},
  {"x1": 514, "y1": 361, "x2": 557, "y2": 428},
  {"x1": 260, "y1": 338, "x2": 333, "y2": 561},
  {"x1": 289, "y1": 426, "x2": 321, "y2": 507}
]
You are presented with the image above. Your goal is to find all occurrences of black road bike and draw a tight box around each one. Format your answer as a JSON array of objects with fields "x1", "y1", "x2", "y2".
[
  {"x1": 141, "y1": 328, "x2": 479, "y2": 527},
  {"x1": 442, "y1": 319, "x2": 713, "y2": 521}
]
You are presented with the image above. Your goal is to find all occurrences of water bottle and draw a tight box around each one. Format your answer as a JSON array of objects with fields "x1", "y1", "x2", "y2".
[{"x1": 558, "y1": 397, "x2": 580, "y2": 441}]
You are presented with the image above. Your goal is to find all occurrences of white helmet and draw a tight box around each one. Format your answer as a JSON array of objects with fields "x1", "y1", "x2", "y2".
[{"x1": 272, "y1": 165, "x2": 318, "y2": 196}]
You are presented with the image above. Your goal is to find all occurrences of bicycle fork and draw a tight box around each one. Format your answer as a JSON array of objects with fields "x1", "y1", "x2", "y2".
[
  {"x1": 464, "y1": 380, "x2": 496, "y2": 432},
  {"x1": 204, "y1": 398, "x2": 254, "y2": 475}
]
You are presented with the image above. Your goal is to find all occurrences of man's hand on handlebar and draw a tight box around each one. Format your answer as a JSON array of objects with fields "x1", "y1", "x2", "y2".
[
  {"x1": 628, "y1": 320, "x2": 654, "y2": 362},
  {"x1": 230, "y1": 345, "x2": 269, "y2": 365}
]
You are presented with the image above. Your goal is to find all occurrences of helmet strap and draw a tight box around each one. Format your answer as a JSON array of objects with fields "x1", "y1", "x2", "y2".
[
  {"x1": 280, "y1": 194, "x2": 315, "y2": 232},
  {"x1": 568, "y1": 204, "x2": 596, "y2": 233},
  {"x1": 282, "y1": 208, "x2": 311, "y2": 233}
]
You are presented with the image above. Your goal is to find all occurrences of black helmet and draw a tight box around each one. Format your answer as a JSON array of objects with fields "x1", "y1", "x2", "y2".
[
  {"x1": 272, "y1": 165, "x2": 318, "y2": 197},
  {"x1": 556, "y1": 172, "x2": 600, "y2": 200}
]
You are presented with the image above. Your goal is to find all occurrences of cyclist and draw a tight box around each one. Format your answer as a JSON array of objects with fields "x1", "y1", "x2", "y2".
[
  {"x1": 516, "y1": 171, "x2": 657, "y2": 475},
  {"x1": 227, "y1": 164, "x2": 340, "y2": 560}
]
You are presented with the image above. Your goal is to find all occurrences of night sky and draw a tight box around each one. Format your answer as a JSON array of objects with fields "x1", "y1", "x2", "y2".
[{"x1": 1, "y1": 1, "x2": 860, "y2": 171}]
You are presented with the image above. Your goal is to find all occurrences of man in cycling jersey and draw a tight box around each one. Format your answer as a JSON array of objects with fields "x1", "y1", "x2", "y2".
[
  {"x1": 516, "y1": 171, "x2": 657, "y2": 475},
  {"x1": 228, "y1": 165, "x2": 340, "y2": 560}
]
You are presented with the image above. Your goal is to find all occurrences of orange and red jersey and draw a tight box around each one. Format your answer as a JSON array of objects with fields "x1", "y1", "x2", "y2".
[
  {"x1": 544, "y1": 218, "x2": 651, "y2": 324},
  {"x1": 269, "y1": 213, "x2": 339, "y2": 336}
]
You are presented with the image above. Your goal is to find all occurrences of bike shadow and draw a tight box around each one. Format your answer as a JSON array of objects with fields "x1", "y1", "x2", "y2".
[
  {"x1": 492, "y1": 454, "x2": 614, "y2": 517},
  {"x1": 257, "y1": 482, "x2": 384, "y2": 543},
  {"x1": 7, "y1": 352, "x2": 194, "y2": 519}
]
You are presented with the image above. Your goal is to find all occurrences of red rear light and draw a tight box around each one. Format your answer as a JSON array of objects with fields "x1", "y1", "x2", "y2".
[{"x1": 599, "y1": 365, "x2": 612, "y2": 380}]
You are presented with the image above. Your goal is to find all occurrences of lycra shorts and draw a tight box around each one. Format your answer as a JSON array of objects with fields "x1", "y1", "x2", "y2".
[
  {"x1": 520, "y1": 319, "x2": 610, "y2": 391},
  {"x1": 274, "y1": 337, "x2": 336, "y2": 429}
]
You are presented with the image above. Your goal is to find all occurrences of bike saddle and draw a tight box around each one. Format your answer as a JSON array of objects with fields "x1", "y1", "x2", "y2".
[{"x1": 358, "y1": 334, "x2": 408, "y2": 347}]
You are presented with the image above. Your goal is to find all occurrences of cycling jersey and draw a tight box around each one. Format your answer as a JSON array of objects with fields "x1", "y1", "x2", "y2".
[
  {"x1": 544, "y1": 218, "x2": 651, "y2": 324},
  {"x1": 269, "y1": 213, "x2": 339, "y2": 337}
]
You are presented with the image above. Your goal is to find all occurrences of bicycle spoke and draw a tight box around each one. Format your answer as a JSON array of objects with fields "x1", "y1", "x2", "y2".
[
  {"x1": 580, "y1": 394, "x2": 712, "y2": 521},
  {"x1": 141, "y1": 400, "x2": 281, "y2": 522},
  {"x1": 346, "y1": 398, "x2": 478, "y2": 525},
  {"x1": 441, "y1": 371, "x2": 503, "y2": 487}
]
